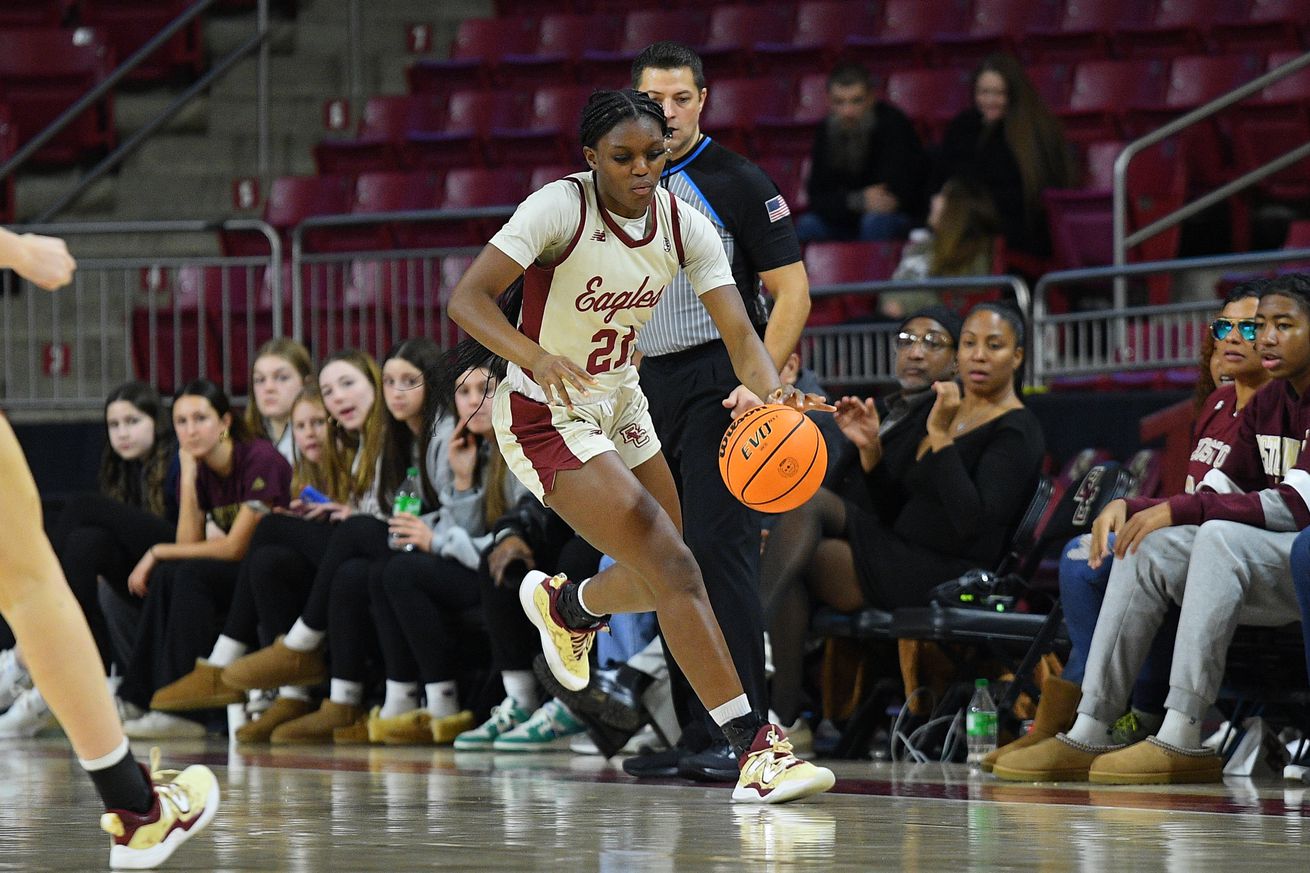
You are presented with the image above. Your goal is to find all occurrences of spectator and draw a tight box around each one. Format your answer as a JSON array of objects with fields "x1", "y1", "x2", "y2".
[
  {"x1": 994, "y1": 274, "x2": 1310, "y2": 785},
  {"x1": 887, "y1": 176, "x2": 1001, "y2": 319},
  {"x1": 797, "y1": 63, "x2": 927, "y2": 243},
  {"x1": 287, "y1": 386, "x2": 331, "y2": 498},
  {"x1": 761, "y1": 303, "x2": 1043, "y2": 736},
  {"x1": 245, "y1": 338, "x2": 313, "y2": 465},
  {"x1": 987, "y1": 282, "x2": 1270, "y2": 771},
  {"x1": 938, "y1": 53, "x2": 1075, "y2": 258}
]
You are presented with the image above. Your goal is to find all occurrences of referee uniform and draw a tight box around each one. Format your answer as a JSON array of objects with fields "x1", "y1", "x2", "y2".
[{"x1": 639, "y1": 133, "x2": 803, "y2": 758}]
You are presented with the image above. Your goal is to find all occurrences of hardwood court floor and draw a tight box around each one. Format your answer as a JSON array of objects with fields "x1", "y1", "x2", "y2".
[{"x1": 5, "y1": 737, "x2": 1310, "y2": 871}]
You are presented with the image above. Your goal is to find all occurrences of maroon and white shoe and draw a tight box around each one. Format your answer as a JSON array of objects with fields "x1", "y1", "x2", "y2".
[{"x1": 733, "y1": 723, "x2": 835, "y2": 804}]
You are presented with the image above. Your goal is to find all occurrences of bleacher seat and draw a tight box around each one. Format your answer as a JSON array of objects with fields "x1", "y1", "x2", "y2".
[
  {"x1": 486, "y1": 84, "x2": 591, "y2": 166},
  {"x1": 698, "y1": 4, "x2": 793, "y2": 78},
  {"x1": 803, "y1": 240, "x2": 902, "y2": 325},
  {"x1": 1022, "y1": 0, "x2": 1141, "y2": 62},
  {"x1": 0, "y1": 1, "x2": 69, "y2": 27},
  {"x1": 930, "y1": 0, "x2": 1063, "y2": 66},
  {"x1": 753, "y1": 1, "x2": 879, "y2": 78},
  {"x1": 755, "y1": 73, "x2": 828, "y2": 158},
  {"x1": 1114, "y1": 0, "x2": 1239, "y2": 59},
  {"x1": 699, "y1": 77, "x2": 793, "y2": 155},
  {"x1": 498, "y1": 13, "x2": 622, "y2": 90},
  {"x1": 1028, "y1": 62, "x2": 1073, "y2": 111},
  {"x1": 314, "y1": 94, "x2": 443, "y2": 176},
  {"x1": 395, "y1": 167, "x2": 526, "y2": 249},
  {"x1": 1211, "y1": 0, "x2": 1310, "y2": 53},
  {"x1": 304, "y1": 170, "x2": 441, "y2": 253},
  {"x1": 885, "y1": 67, "x2": 973, "y2": 143},
  {"x1": 221, "y1": 174, "x2": 354, "y2": 257},
  {"x1": 1232, "y1": 114, "x2": 1310, "y2": 202},
  {"x1": 844, "y1": 0, "x2": 971, "y2": 75},
  {"x1": 402, "y1": 89, "x2": 527, "y2": 169},
  {"x1": 406, "y1": 17, "x2": 535, "y2": 95},
  {"x1": 581, "y1": 10, "x2": 708, "y2": 88},
  {"x1": 1058, "y1": 58, "x2": 1169, "y2": 144},
  {"x1": 0, "y1": 27, "x2": 116, "y2": 164},
  {"x1": 79, "y1": 0, "x2": 203, "y2": 82}
]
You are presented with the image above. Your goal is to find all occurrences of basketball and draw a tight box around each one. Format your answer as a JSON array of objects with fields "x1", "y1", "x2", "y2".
[{"x1": 718, "y1": 404, "x2": 827, "y2": 514}]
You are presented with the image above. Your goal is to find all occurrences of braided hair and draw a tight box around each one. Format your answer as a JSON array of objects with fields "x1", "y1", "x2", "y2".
[{"x1": 441, "y1": 89, "x2": 669, "y2": 413}]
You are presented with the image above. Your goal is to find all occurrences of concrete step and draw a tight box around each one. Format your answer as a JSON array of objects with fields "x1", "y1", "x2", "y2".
[
  {"x1": 114, "y1": 91, "x2": 209, "y2": 138},
  {"x1": 63, "y1": 230, "x2": 224, "y2": 260},
  {"x1": 206, "y1": 93, "x2": 326, "y2": 139},
  {"x1": 205, "y1": 12, "x2": 297, "y2": 57},
  {"x1": 211, "y1": 53, "x2": 345, "y2": 99},
  {"x1": 15, "y1": 172, "x2": 117, "y2": 223}
]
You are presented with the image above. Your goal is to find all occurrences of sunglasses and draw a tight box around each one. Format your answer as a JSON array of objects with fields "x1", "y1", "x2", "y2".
[
  {"x1": 1210, "y1": 318, "x2": 1257, "y2": 343},
  {"x1": 895, "y1": 331, "x2": 953, "y2": 352}
]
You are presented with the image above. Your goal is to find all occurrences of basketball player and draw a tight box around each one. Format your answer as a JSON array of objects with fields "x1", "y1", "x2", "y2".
[
  {"x1": 447, "y1": 90, "x2": 835, "y2": 804},
  {"x1": 0, "y1": 227, "x2": 219, "y2": 868},
  {"x1": 628, "y1": 42, "x2": 815, "y2": 781}
]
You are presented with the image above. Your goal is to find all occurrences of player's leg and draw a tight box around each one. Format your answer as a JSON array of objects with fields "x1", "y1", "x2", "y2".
[{"x1": 0, "y1": 416, "x2": 217, "y2": 867}]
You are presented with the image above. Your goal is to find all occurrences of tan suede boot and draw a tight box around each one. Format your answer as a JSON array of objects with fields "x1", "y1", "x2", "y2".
[
  {"x1": 982, "y1": 674, "x2": 1081, "y2": 773},
  {"x1": 234, "y1": 696, "x2": 313, "y2": 744},
  {"x1": 270, "y1": 700, "x2": 365, "y2": 745},
  {"x1": 222, "y1": 636, "x2": 327, "y2": 691},
  {"x1": 151, "y1": 660, "x2": 243, "y2": 711}
]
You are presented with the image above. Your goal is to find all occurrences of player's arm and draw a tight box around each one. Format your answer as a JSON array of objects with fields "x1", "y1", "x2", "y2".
[
  {"x1": 0, "y1": 228, "x2": 76, "y2": 291},
  {"x1": 758, "y1": 261, "x2": 810, "y2": 370},
  {"x1": 701, "y1": 285, "x2": 786, "y2": 402}
]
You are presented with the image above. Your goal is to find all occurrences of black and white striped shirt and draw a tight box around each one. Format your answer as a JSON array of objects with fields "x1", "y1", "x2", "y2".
[{"x1": 638, "y1": 136, "x2": 803, "y2": 358}]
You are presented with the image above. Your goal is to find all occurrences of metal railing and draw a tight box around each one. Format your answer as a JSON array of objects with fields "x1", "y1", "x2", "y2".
[
  {"x1": 1112, "y1": 51, "x2": 1310, "y2": 309},
  {"x1": 0, "y1": 0, "x2": 273, "y2": 221}
]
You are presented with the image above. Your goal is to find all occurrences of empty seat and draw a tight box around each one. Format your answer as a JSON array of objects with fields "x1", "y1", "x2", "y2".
[
  {"x1": 0, "y1": 1, "x2": 69, "y2": 26},
  {"x1": 221, "y1": 174, "x2": 354, "y2": 257},
  {"x1": 931, "y1": 0, "x2": 1062, "y2": 65},
  {"x1": 397, "y1": 167, "x2": 528, "y2": 249},
  {"x1": 487, "y1": 84, "x2": 592, "y2": 166},
  {"x1": 403, "y1": 89, "x2": 528, "y2": 169},
  {"x1": 803, "y1": 240, "x2": 902, "y2": 324},
  {"x1": 756, "y1": 73, "x2": 829, "y2": 158},
  {"x1": 314, "y1": 94, "x2": 443, "y2": 175},
  {"x1": 498, "y1": 13, "x2": 622, "y2": 89},
  {"x1": 753, "y1": 1, "x2": 879, "y2": 78},
  {"x1": 698, "y1": 77, "x2": 793, "y2": 155},
  {"x1": 1114, "y1": 0, "x2": 1235, "y2": 59},
  {"x1": 79, "y1": 0, "x2": 203, "y2": 82},
  {"x1": 698, "y1": 4, "x2": 794, "y2": 78},
  {"x1": 581, "y1": 10, "x2": 708, "y2": 88},
  {"x1": 406, "y1": 17, "x2": 535, "y2": 94},
  {"x1": 845, "y1": 0, "x2": 971, "y2": 74},
  {"x1": 1232, "y1": 114, "x2": 1310, "y2": 202},
  {"x1": 1022, "y1": 0, "x2": 1140, "y2": 62},
  {"x1": 1057, "y1": 58, "x2": 1168, "y2": 144},
  {"x1": 885, "y1": 67, "x2": 973, "y2": 143},
  {"x1": 305, "y1": 171, "x2": 442, "y2": 253},
  {"x1": 1211, "y1": 0, "x2": 1310, "y2": 53}
]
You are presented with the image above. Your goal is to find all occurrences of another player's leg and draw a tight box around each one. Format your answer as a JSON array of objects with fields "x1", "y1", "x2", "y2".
[
  {"x1": 525, "y1": 450, "x2": 833, "y2": 803},
  {"x1": 0, "y1": 417, "x2": 218, "y2": 868}
]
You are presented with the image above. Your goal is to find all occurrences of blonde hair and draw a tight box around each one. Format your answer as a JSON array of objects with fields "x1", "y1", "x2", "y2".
[
  {"x1": 245, "y1": 337, "x2": 313, "y2": 440},
  {"x1": 931, "y1": 177, "x2": 1001, "y2": 277},
  {"x1": 318, "y1": 350, "x2": 387, "y2": 506},
  {"x1": 288, "y1": 386, "x2": 332, "y2": 497}
]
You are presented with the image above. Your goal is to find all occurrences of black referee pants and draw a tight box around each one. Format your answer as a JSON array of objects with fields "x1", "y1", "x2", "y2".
[{"x1": 640, "y1": 340, "x2": 767, "y2": 741}]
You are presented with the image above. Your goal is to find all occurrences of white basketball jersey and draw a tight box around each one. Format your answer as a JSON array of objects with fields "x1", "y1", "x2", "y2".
[{"x1": 506, "y1": 173, "x2": 688, "y2": 403}]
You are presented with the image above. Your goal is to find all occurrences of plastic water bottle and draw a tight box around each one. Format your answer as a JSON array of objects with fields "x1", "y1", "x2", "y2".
[
  {"x1": 389, "y1": 466, "x2": 423, "y2": 552},
  {"x1": 966, "y1": 678, "x2": 998, "y2": 764}
]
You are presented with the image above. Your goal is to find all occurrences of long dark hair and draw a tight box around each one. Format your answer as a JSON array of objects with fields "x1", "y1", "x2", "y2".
[
  {"x1": 99, "y1": 381, "x2": 175, "y2": 517},
  {"x1": 1195, "y1": 278, "x2": 1267, "y2": 409},
  {"x1": 377, "y1": 337, "x2": 448, "y2": 513},
  {"x1": 174, "y1": 379, "x2": 250, "y2": 442},
  {"x1": 442, "y1": 89, "x2": 668, "y2": 410}
]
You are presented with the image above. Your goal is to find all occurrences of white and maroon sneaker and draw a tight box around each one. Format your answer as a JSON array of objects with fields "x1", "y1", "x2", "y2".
[{"x1": 732, "y1": 723, "x2": 835, "y2": 804}]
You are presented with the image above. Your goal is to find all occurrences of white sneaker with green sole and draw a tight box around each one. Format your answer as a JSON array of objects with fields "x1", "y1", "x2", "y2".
[
  {"x1": 492, "y1": 699, "x2": 584, "y2": 752},
  {"x1": 453, "y1": 697, "x2": 531, "y2": 751}
]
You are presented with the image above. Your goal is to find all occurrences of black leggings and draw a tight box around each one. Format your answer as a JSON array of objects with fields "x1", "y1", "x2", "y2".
[
  {"x1": 49, "y1": 493, "x2": 174, "y2": 669},
  {"x1": 225, "y1": 514, "x2": 333, "y2": 647},
  {"x1": 374, "y1": 551, "x2": 479, "y2": 684},
  {"x1": 327, "y1": 557, "x2": 383, "y2": 683},
  {"x1": 304, "y1": 515, "x2": 391, "y2": 631},
  {"x1": 118, "y1": 558, "x2": 240, "y2": 709}
]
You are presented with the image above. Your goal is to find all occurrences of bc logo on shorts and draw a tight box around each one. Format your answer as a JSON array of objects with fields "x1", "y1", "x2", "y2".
[{"x1": 621, "y1": 423, "x2": 650, "y2": 448}]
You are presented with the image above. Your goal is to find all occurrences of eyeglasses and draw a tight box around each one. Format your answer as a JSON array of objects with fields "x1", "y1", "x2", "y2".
[
  {"x1": 895, "y1": 331, "x2": 953, "y2": 352},
  {"x1": 1210, "y1": 318, "x2": 1257, "y2": 343}
]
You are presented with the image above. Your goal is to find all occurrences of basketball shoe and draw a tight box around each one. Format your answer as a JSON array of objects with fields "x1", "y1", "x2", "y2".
[
  {"x1": 733, "y1": 724, "x2": 835, "y2": 804},
  {"x1": 519, "y1": 571, "x2": 604, "y2": 693},
  {"x1": 100, "y1": 748, "x2": 220, "y2": 870}
]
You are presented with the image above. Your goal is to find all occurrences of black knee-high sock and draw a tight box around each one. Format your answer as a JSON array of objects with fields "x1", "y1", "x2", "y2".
[
  {"x1": 84, "y1": 744, "x2": 153, "y2": 814},
  {"x1": 555, "y1": 579, "x2": 609, "y2": 631}
]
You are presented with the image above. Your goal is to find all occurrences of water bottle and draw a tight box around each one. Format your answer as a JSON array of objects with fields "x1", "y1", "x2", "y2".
[
  {"x1": 389, "y1": 466, "x2": 423, "y2": 552},
  {"x1": 966, "y1": 678, "x2": 998, "y2": 764}
]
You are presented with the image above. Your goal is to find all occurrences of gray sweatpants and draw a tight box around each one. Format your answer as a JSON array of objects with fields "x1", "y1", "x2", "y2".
[{"x1": 1078, "y1": 520, "x2": 1301, "y2": 723}]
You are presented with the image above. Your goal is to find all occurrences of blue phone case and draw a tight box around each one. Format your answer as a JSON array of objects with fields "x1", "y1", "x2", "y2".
[{"x1": 300, "y1": 485, "x2": 331, "y2": 504}]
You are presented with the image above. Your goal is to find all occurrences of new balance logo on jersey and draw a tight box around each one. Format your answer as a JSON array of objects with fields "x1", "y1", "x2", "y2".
[
  {"x1": 576, "y1": 275, "x2": 664, "y2": 324},
  {"x1": 620, "y1": 423, "x2": 650, "y2": 448},
  {"x1": 591, "y1": 229, "x2": 607, "y2": 242}
]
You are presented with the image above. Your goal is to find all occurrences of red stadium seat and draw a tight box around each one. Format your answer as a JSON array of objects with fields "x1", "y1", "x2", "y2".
[
  {"x1": 581, "y1": 10, "x2": 708, "y2": 88},
  {"x1": 79, "y1": 0, "x2": 203, "y2": 82},
  {"x1": 803, "y1": 241, "x2": 903, "y2": 325},
  {"x1": 754, "y1": 154, "x2": 806, "y2": 212},
  {"x1": 0, "y1": 105, "x2": 16, "y2": 223},
  {"x1": 1022, "y1": 0, "x2": 1143, "y2": 62},
  {"x1": 845, "y1": 0, "x2": 971, "y2": 75},
  {"x1": 486, "y1": 84, "x2": 592, "y2": 166},
  {"x1": 930, "y1": 0, "x2": 1062, "y2": 66},
  {"x1": 699, "y1": 4, "x2": 794, "y2": 78},
  {"x1": 885, "y1": 67, "x2": 973, "y2": 143},
  {"x1": 756, "y1": 73, "x2": 828, "y2": 158},
  {"x1": 0, "y1": 27, "x2": 116, "y2": 165},
  {"x1": 699, "y1": 77, "x2": 793, "y2": 155},
  {"x1": 305, "y1": 171, "x2": 442, "y2": 253},
  {"x1": 1057, "y1": 59, "x2": 1168, "y2": 144},
  {"x1": 220, "y1": 174, "x2": 354, "y2": 257},
  {"x1": 0, "y1": 1, "x2": 69, "y2": 26},
  {"x1": 314, "y1": 95, "x2": 443, "y2": 175},
  {"x1": 1232, "y1": 114, "x2": 1310, "y2": 201},
  {"x1": 498, "y1": 13, "x2": 622, "y2": 89},
  {"x1": 1028, "y1": 62, "x2": 1073, "y2": 111},
  {"x1": 1083, "y1": 140, "x2": 1124, "y2": 191},
  {"x1": 1114, "y1": 0, "x2": 1238, "y2": 59},
  {"x1": 753, "y1": 1, "x2": 879, "y2": 78},
  {"x1": 527, "y1": 163, "x2": 585, "y2": 191},
  {"x1": 396, "y1": 167, "x2": 528, "y2": 249},
  {"x1": 402, "y1": 89, "x2": 527, "y2": 169},
  {"x1": 405, "y1": 17, "x2": 535, "y2": 94},
  {"x1": 1211, "y1": 0, "x2": 1310, "y2": 53}
]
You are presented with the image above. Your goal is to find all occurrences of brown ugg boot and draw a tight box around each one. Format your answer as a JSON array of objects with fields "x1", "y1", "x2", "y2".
[
  {"x1": 982, "y1": 674, "x2": 1081, "y2": 773},
  {"x1": 234, "y1": 696, "x2": 313, "y2": 744},
  {"x1": 222, "y1": 636, "x2": 327, "y2": 691},
  {"x1": 270, "y1": 700, "x2": 364, "y2": 745},
  {"x1": 151, "y1": 660, "x2": 243, "y2": 711}
]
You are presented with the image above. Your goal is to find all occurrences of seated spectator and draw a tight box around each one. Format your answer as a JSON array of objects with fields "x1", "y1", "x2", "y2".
[
  {"x1": 0, "y1": 381, "x2": 180, "y2": 738},
  {"x1": 246, "y1": 338, "x2": 314, "y2": 464},
  {"x1": 796, "y1": 62, "x2": 927, "y2": 243},
  {"x1": 937, "y1": 54, "x2": 1075, "y2": 259},
  {"x1": 887, "y1": 176, "x2": 1000, "y2": 319},
  {"x1": 116, "y1": 379, "x2": 292, "y2": 738},
  {"x1": 765, "y1": 303, "x2": 1043, "y2": 736},
  {"x1": 987, "y1": 281, "x2": 1270, "y2": 771},
  {"x1": 994, "y1": 274, "x2": 1310, "y2": 785}
]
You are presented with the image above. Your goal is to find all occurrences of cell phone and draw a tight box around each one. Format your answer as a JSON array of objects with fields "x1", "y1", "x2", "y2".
[{"x1": 300, "y1": 485, "x2": 331, "y2": 505}]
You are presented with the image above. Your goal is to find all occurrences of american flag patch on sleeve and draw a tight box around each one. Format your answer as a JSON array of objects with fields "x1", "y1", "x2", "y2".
[{"x1": 765, "y1": 194, "x2": 791, "y2": 223}]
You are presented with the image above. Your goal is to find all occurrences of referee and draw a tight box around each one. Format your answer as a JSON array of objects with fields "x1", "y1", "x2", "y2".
[{"x1": 626, "y1": 42, "x2": 813, "y2": 781}]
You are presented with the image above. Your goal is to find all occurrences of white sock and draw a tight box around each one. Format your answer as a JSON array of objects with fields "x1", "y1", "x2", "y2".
[
  {"x1": 284, "y1": 618, "x2": 324, "y2": 652},
  {"x1": 708, "y1": 694, "x2": 752, "y2": 727},
  {"x1": 576, "y1": 577, "x2": 603, "y2": 618},
  {"x1": 425, "y1": 681, "x2": 459, "y2": 718},
  {"x1": 1066, "y1": 713, "x2": 1114, "y2": 745},
  {"x1": 279, "y1": 686, "x2": 311, "y2": 702},
  {"x1": 78, "y1": 736, "x2": 130, "y2": 772},
  {"x1": 380, "y1": 681, "x2": 419, "y2": 718},
  {"x1": 1155, "y1": 708, "x2": 1203, "y2": 749},
  {"x1": 207, "y1": 635, "x2": 249, "y2": 668},
  {"x1": 329, "y1": 679, "x2": 363, "y2": 706},
  {"x1": 501, "y1": 670, "x2": 539, "y2": 712}
]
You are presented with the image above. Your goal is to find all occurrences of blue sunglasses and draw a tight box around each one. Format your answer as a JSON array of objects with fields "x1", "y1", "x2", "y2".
[{"x1": 1211, "y1": 318, "x2": 1256, "y2": 343}]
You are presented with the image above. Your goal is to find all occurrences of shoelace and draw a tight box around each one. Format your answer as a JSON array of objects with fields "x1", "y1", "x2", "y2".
[
  {"x1": 568, "y1": 632, "x2": 591, "y2": 661},
  {"x1": 147, "y1": 748, "x2": 193, "y2": 817},
  {"x1": 767, "y1": 735, "x2": 796, "y2": 758}
]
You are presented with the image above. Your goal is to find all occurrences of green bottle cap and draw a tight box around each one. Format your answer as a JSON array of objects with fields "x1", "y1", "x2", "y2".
[{"x1": 975, "y1": 678, "x2": 988, "y2": 688}]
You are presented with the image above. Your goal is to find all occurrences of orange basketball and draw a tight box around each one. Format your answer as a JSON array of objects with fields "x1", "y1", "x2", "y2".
[{"x1": 718, "y1": 404, "x2": 827, "y2": 514}]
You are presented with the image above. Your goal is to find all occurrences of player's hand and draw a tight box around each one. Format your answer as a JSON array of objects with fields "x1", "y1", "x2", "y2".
[
  {"x1": 1088, "y1": 499, "x2": 1127, "y2": 569},
  {"x1": 531, "y1": 352, "x2": 596, "y2": 410},
  {"x1": 12, "y1": 234, "x2": 76, "y2": 291},
  {"x1": 488, "y1": 534, "x2": 535, "y2": 586},
  {"x1": 128, "y1": 550, "x2": 157, "y2": 597},
  {"x1": 925, "y1": 380, "x2": 963, "y2": 440},
  {"x1": 833, "y1": 396, "x2": 880, "y2": 450},
  {"x1": 388, "y1": 513, "x2": 432, "y2": 553},
  {"x1": 723, "y1": 384, "x2": 763, "y2": 419},
  {"x1": 1113, "y1": 501, "x2": 1172, "y2": 558},
  {"x1": 767, "y1": 384, "x2": 836, "y2": 413}
]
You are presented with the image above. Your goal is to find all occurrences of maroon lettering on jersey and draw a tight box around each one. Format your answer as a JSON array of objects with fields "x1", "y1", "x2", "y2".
[{"x1": 576, "y1": 275, "x2": 665, "y2": 324}]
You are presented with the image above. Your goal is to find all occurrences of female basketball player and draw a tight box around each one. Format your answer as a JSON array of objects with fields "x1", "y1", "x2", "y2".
[
  {"x1": 447, "y1": 90, "x2": 834, "y2": 804},
  {"x1": 0, "y1": 227, "x2": 217, "y2": 869}
]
